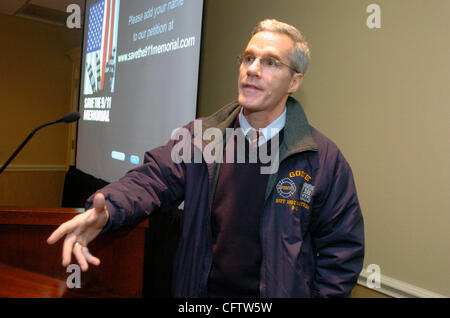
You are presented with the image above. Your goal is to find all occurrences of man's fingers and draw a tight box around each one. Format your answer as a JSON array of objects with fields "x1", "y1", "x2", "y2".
[
  {"x1": 47, "y1": 195, "x2": 106, "y2": 271},
  {"x1": 61, "y1": 237, "x2": 99, "y2": 271},
  {"x1": 93, "y1": 193, "x2": 106, "y2": 214},
  {"x1": 47, "y1": 214, "x2": 83, "y2": 245},
  {"x1": 73, "y1": 243, "x2": 89, "y2": 272},
  {"x1": 92, "y1": 192, "x2": 109, "y2": 226},
  {"x1": 47, "y1": 221, "x2": 71, "y2": 245},
  {"x1": 81, "y1": 247, "x2": 101, "y2": 266},
  {"x1": 62, "y1": 235, "x2": 77, "y2": 267}
]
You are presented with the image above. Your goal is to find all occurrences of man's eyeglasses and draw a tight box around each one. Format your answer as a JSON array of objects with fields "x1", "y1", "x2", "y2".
[{"x1": 238, "y1": 53, "x2": 300, "y2": 73}]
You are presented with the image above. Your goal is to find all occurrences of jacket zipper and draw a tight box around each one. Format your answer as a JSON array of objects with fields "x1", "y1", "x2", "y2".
[
  {"x1": 199, "y1": 161, "x2": 220, "y2": 296},
  {"x1": 259, "y1": 147, "x2": 318, "y2": 297}
]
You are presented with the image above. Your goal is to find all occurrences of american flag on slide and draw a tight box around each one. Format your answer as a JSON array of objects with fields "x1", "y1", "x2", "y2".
[{"x1": 84, "y1": 0, "x2": 120, "y2": 95}]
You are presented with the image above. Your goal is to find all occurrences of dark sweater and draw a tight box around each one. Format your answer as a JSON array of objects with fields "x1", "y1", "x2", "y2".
[{"x1": 207, "y1": 123, "x2": 283, "y2": 297}]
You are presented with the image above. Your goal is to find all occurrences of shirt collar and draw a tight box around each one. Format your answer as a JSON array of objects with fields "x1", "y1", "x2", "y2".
[{"x1": 239, "y1": 107, "x2": 286, "y2": 146}]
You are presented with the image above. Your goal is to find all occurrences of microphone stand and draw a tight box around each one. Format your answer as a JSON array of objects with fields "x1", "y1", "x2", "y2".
[{"x1": 0, "y1": 113, "x2": 79, "y2": 175}]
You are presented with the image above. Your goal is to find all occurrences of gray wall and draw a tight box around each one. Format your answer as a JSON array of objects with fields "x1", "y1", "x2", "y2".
[{"x1": 198, "y1": 0, "x2": 450, "y2": 296}]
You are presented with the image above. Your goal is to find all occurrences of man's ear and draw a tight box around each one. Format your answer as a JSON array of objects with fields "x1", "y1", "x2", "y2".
[{"x1": 287, "y1": 72, "x2": 303, "y2": 94}]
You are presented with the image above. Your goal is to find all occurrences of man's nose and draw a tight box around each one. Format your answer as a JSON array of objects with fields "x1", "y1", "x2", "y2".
[{"x1": 246, "y1": 58, "x2": 262, "y2": 76}]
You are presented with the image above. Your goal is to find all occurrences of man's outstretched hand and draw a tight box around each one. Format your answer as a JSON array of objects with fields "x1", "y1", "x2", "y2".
[{"x1": 47, "y1": 193, "x2": 110, "y2": 272}]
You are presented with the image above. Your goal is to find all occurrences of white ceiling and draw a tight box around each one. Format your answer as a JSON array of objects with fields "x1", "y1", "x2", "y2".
[
  {"x1": 0, "y1": 0, "x2": 85, "y2": 25},
  {"x1": 0, "y1": 0, "x2": 27, "y2": 15},
  {"x1": 0, "y1": 0, "x2": 85, "y2": 15},
  {"x1": 29, "y1": 0, "x2": 85, "y2": 12}
]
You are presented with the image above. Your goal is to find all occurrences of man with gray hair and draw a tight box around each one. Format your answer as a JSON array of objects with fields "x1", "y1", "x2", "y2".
[
  {"x1": 252, "y1": 18, "x2": 311, "y2": 74},
  {"x1": 48, "y1": 19, "x2": 364, "y2": 298}
]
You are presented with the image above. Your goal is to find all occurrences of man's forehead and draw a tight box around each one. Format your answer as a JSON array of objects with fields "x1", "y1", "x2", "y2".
[{"x1": 245, "y1": 31, "x2": 294, "y2": 55}]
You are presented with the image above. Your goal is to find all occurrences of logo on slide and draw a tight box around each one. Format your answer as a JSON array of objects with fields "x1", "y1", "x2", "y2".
[{"x1": 84, "y1": 0, "x2": 120, "y2": 95}]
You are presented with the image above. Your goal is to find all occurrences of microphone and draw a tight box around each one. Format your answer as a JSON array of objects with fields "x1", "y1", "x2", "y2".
[
  {"x1": 60, "y1": 112, "x2": 81, "y2": 123},
  {"x1": 0, "y1": 112, "x2": 80, "y2": 174}
]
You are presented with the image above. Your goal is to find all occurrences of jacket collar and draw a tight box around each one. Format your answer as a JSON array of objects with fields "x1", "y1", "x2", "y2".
[
  {"x1": 281, "y1": 96, "x2": 318, "y2": 161},
  {"x1": 200, "y1": 97, "x2": 318, "y2": 203},
  {"x1": 200, "y1": 96, "x2": 318, "y2": 159}
]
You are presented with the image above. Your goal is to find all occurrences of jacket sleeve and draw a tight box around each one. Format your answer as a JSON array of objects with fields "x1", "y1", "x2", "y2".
[
  {"x1": 310, "y1": 147, "x2": 364, "y2": 298},
  {"x1": 85, "y1": 135, "x2": 187, "y2": 232}
]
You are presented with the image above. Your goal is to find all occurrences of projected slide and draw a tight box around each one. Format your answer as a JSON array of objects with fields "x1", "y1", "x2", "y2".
[{"x1": 76, "y1": 0, "x2": 204, "y2": 182}]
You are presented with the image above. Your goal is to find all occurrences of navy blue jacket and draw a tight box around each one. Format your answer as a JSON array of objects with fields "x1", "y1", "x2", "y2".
[{"x1": 87, "y1": 97, "x2": 364, "y2": 297}]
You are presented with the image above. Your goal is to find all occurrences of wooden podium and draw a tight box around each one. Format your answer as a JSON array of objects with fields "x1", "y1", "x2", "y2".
[{"x1": 0, "y1": 206, "x2": 148, "y2": 298}]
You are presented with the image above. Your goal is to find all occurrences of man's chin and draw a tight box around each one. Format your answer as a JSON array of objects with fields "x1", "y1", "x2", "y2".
[
  {"x1": 240, "y1": 105, "x2": 266, "y2": 116},
  {"x1": 238, "y1": 97, "x2": 263, "y2": 112}
]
